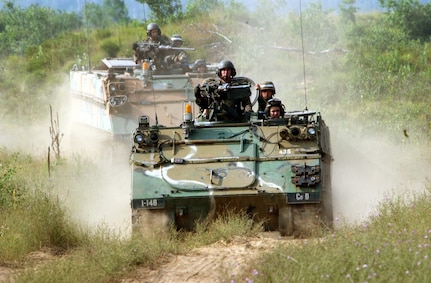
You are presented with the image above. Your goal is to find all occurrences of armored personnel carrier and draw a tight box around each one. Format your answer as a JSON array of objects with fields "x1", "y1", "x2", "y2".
[
  {"x1": 70, "y1": 57, "x2": 197, "y2": 138},
  {"x1": 129, "y1": 79, "x2": 332, "y2": 237}
]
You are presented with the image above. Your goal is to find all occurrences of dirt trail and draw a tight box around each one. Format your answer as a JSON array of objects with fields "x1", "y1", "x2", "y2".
[
  {"x1": 121, "y1": 232, "x2": 297, "y2": 283},
  {"x1": 0, "y1": 233, "x2": 297, "y2": 283}
]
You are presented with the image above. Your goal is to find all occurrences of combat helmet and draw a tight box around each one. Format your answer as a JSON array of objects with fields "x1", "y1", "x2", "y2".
[
  {"x1": 260, "y1": 81, "x2": 276, "y2": 95},
  {"x1": 146, "y1": 23, "x2": 161, "y2": 36},
  {"x1": 265, "y1": 98, "x2": 285, "y2": 117},
  {"x1": 216, "y1": 60, "x2": 236, "y2": 78},
  {"x1": 171, "y1": 34, "x2": 183, "y2": 47},
  {"x1": 193, "y1": 59, "x2": 207, "y2": 71}
]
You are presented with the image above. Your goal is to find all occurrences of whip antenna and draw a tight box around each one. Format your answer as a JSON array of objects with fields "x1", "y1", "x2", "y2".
[
  {"x1": 84, "y1": 0, "x2": 92, "y2": 73},
  {"x1": 151, "y1": 82, "x2": 158, "y2": 125},
  {"x1": 299, "y1": 0, "x2": 308, "y2": 111}
]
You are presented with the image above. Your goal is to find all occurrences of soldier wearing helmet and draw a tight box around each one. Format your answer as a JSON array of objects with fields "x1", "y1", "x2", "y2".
[
  {"x1": 145, "y1": 23, "x2": 170, "y2": 44},
  {"x1": 132, "y1": 23, "x2": 171, "y2": 70},
  {"x1": 256, "y1": 81, "x2": 276, "y2": 112},
  {"x1": 216, "y1": 60, "x2": 236, "y2": 83},
  {"x1": 265, "y1": 98, "x2": 285, "y2": 119},
  {"x1": 192, "y1": 59, "x2": 207, "y2": 73},
  {"x1": 164, "y1": 34, "x2": 190, "y2": 73},
  {"x1": 170, "y1": 34, "x2": 183, "y2": 47},
  {"x1": 195, "y1": 60, "x2": 253, "y2": 121}
]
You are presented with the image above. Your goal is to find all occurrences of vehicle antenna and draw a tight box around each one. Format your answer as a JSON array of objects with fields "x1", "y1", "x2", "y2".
[
  {"x1": 299, "y1": 0, "x2": 308, "y2": 111},
  {"x1": 151, "y1": 84, "x2": 158, "y2": 126},
  {"x1": 84, "y1": 0, "x2": 92, "y2": 73}
]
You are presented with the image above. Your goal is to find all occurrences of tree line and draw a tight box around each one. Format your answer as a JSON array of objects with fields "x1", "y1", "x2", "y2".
[{"x1": 1, "y1": 0, "x2": 431, "y2": 138}]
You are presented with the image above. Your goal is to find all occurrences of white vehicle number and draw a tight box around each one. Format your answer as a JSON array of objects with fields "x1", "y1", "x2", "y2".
[
  {"x1": 279, "y1": 149, "x2": 292, "y2": 155},
  {"x1": 141, "y1": 199, "x2": 159, "y2": 207}
]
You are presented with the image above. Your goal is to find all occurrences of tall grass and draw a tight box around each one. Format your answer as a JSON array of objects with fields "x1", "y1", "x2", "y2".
[
  {"x1": 6, "y1": 144, "x2": 431, "y2": 283},
  {"x1": 231, "y1": 188, "x2": 431, "y2": 283},
  {"x1": 0, "y1": 149, "x2": 85, "y2": 263},
  {"x1": 0, "y1": 148, "x2": 261, "y2": 282}
]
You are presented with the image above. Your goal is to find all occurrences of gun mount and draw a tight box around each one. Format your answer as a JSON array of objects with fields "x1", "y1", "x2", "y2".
[
  {"x1": 135, "y1": 41, "x2": 196, "y2": 53},
  {"x1": 194, "y1": 77, "x2": 257, "y2": 122},
  {"x1": 133, "y1": 41, "x2": 196, "y2": 74}
]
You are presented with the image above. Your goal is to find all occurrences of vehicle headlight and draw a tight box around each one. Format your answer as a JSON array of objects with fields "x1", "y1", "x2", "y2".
[
  {"x1": 307, "y1": 127, "x2": 316, "y2": 136},
  {"x1": 109, "y1": 95, "x2": 127, "y2": 106},
  {"x1": 134, "y1": 133, "x2": 144, "y2": 144}
]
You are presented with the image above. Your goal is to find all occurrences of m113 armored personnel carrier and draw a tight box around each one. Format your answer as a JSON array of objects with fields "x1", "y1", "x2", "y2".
[
  {"x1": 70, "y1": 58, "x2": 198, "y2": 138},
  {"x1": 129, "y1": 79, "x2": 332, "y2": 237}
]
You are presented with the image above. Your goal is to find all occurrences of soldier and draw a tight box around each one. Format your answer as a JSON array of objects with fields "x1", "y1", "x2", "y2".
[
  {"x1": 164, "y1": 34, "x2": 190, "y2": 73},
  {"x1": 265, "y1": 98, "x2": 285, "y2": 119},
  {"x1": 256, "y1": 81, "x2": 276, "y2": 112},
  {"x1": 192, "y1": 59, "x2": 207, "y2": 73},
  {"x1": 195, "y1": 60, "x2": 253, "y2": 121},
  {"x1": 146, "y1": 23, "x2": 171, "y2": 44},
  {"x1": 132, "y1": 23, "x2": 172, "y2": 70}
]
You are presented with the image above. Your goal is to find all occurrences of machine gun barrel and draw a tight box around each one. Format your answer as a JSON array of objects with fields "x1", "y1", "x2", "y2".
[
  {"x1": 158, "y1": 45, "x2": 196, "y2": 51},
  {"x1": 136, "y1": 42, "x2": 195, "y2": 52}
]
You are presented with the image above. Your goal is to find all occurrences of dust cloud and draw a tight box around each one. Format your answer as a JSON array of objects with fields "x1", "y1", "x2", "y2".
[
  {"x1": 225, "y1": 16, "x2": 431, "y2": 227},
  {"x1": 329, "y1": 123, "x2": 430, "y2": 225},
  {"x1": 52, "y1": 77, "x2": 133, "y2": 237},
  {"x1": 0, "y1": 78, "x2": 133, "y2": 237},
  {"x1": 59, "y1": 112, "x2": 133, "y2": 237},
  {"x1": 2, "y1": 16, "x2": 430, "y2": 237}
]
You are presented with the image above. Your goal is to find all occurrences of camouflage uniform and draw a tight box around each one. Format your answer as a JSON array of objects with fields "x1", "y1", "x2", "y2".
[
  {"x1": 133, "y1": 23, "x2": 172, "y2": 72},
  {"x1": 257, "y1": 81, "x2": 276, "y2": 112},
  {"x1": 164, "y1": 35, "x2": 190, "y2": 73},
  {"x1": 258, "y1": 95, "x2": 270, "y2": 112}
]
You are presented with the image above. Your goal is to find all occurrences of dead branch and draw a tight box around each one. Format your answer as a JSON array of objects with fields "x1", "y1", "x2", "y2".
[{"x1": 49, "y1": 104, "x2": 63, "y2": 160}]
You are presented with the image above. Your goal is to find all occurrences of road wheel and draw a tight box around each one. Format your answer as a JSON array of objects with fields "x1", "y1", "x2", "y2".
[{"x1": 278, "y1": 206, "x2": 294, "y2": 236}]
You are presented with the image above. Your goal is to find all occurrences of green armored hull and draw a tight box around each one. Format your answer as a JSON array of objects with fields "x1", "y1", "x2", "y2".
[{"x1": 130, "y1": 107, "x2": 332, "y2": 237}]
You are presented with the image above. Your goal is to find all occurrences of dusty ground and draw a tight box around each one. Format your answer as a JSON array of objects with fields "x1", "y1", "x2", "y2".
[
  {"x1": 0, "y1": 233, "x2": 298, "y2": 283},
  {"x1": 121, "y1": 232, "x2": 297, "y2": 283},
  {"x1": 0, "y1": 248, "x2": 58, "y2": 282}
]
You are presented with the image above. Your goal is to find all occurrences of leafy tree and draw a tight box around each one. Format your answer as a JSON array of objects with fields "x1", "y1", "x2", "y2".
[
  {"x1": 101, "y1": 39, "x2": 120, "y2": 57},
  {"x1": 292, "y1": 2, "x2": 338, "y2": 51},
  {"x1": 185, "y1": 0, "x2": 222, "y2": 18},
  {"x1": 84, "y1": 2, "x2": 107, "y2": 28},
  {"x1": 83, "y1": 0, "x2": 129, "y2": 28},
  {"x1": 379, "y1": 0, "x2": 431, "y2": 41},
  {"x1": 104, "y1": 0, "x2": 130, "y2": 25},
  {"x1": 339, "y1": 0, "x2": 358, "y2": 25},
  {"x1": 0, "y1": 1, "x2": 82, "y2": 57},
  {"x1": 134, "y1": 0, "x2": 182, "y2": 23}
]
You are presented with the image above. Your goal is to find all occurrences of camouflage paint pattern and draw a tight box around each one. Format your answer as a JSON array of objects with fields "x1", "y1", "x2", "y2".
[{"x1": 131, "y1": 109, "x2": 332, "y2": 236}]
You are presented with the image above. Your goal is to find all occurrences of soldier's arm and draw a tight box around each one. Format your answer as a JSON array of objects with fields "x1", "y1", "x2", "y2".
[{"x1": 243, "y1": 96, "x2": 253, "y2": 112}]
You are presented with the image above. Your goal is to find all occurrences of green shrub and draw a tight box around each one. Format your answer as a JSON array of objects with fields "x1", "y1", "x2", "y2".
[{"x1": 100, "y1": 39, "x2": 120, "y2": 58}]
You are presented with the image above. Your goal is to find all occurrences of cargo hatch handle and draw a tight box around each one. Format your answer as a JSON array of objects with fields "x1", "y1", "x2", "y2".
[{"x1": 209, "y1": 169, "x2": 227, "y2": 185}]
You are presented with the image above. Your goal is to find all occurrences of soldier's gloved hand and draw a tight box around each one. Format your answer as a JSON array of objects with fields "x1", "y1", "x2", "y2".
[
  {"x1": 215, "y1": 84, "x2": 228, "y2": 96},
  {"x1": 194, "y1": 85, "x2": 204, "y2": 106},
  {"x1": 244, "y1": 109, "x2": 254, "y2": 120},
  {"x1": 195, "y1": 85, "x2": 202, "y2": 98},
  {"x1": 137, "y1": 42, "x2": 151, "y2": 52},
  {"x1": 217, "y1": 83, "x2": 229, "y2": 92}
]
